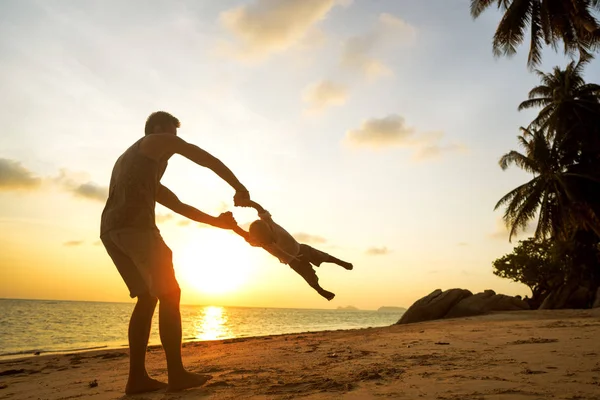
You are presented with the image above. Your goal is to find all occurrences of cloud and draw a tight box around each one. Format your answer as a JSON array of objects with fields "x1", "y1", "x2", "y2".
[
  {"x1": 0, "y1": 160, "x2": 109, "y2": 200},
  {"x1": 93, "y1": 240, "x2": 102, "y2": 246},
  {"x1": 0, "y1": 158, "x2": 42, "y2": 190},
  {"x1": 63, "y1": 240, "x2": 84, "y2": 247},
  {"x1": 71, "y1": 182, "x2": 108, "y2": 202},
  {"x1": 218, "y1": 0, "x2": 341, "y2": 61},
  {"x1": 177, "y1": 219, "x2": 191, "y2": 227},
  {"x1": 344, "y1": 114, "x2": 466, "y2": 161},
  {"x1": 54, "y1": 169, "x2": 108, "y2": 202},
  {"x1": 293, "y1": 232, "x2": 327, "y2": 244},
  {"x1": 302, "y1": 80, "x2": 348, "y2": 113},
  {"x1": 412, "y1": 143, "x2": 469, "y2": 162},
  {"x1": 156, "y1": 213, "x2": 175, "y2": 224},
  {"x1": 341, "y1": 13, "x2": 416, "y2": 80},
  {"x1": 489, "y1": 217, "x2": 536, "y2": 241},
  {"x1": 366, "y1": 246, "x2": 390, "y2": 255},
  {"x1": 458, "y1": 242, "x2": 469, "y2": 247},
  {"x1": 346, "y1": 114, "x2": 416, "y2": 148},
  {"x1": 217, "y1": 202, "x2": 230, "y2": 213}
]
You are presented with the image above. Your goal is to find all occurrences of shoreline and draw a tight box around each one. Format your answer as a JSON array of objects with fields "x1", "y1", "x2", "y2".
[
  {"x1": 0, "y1": 323, "x2": 401, "y2": 363},
  {"x1": 2, "y1": 308, "x2": 599, "y2": 399}
]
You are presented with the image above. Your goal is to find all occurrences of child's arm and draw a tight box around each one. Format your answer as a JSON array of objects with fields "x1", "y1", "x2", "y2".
[
  {"x1": 232, "y1": 225, "x2": 249, "y2": 240},
  {"x1": 246, "y1": 200, "x2": 270, "y2": 215},
  {"x1": 246, "y1": 201, "x2": 275, "y2": 224},
  {"x1": 231, "y1": 224, "x2": 264, "y2": 247}
]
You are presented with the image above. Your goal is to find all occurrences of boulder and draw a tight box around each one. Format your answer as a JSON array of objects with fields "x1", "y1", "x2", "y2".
[
  {"x1": 539, "y1": 281, "x2": 595, "y2": 309},
  {"x1": 593, "y1": 287, "x2": 600, "y2": 309},
  {"x1": 445, "y1": 291, "x2": 530, "y2": 318},
  {"x1": 396, "y1": 288, "x2": 472, "y2": 324}
]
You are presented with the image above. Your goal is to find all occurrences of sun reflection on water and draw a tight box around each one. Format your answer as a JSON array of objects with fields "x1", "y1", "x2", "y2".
[{"x1": 194, "y1": 306, "x2": 231, "y2": 341}]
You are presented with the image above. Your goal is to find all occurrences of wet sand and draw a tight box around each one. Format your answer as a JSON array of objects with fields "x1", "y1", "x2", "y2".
[{"x1": 1, "y1": 309, "x2": 599, "y2": 399}]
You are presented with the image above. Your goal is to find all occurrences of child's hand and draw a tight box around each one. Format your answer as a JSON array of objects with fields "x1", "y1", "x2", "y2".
[{"x1": 214, "y1": 211, "x2": 237, "y2": 230}]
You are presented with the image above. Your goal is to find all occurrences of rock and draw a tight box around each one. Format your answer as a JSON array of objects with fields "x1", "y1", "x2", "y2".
[
  {"x1": 540, "y1": 281, "x2": 594, "y2": 309},
  {"x1": 592, "y1": 287, "x2": 600, "y2": 309},
  {"x1": 568, "y1": 286, "x2": 593, "y2": 308},
  {"x1": 445, "y1": 291, "x2": 529, "y2": 318},
  {"x1": 396, "y1": 288, "x2": 472, "y2": 324}
]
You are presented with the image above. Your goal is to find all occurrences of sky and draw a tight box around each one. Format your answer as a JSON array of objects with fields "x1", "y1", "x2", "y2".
[{"x1": 1, "y1": 0, "x2": 599, "y2": 310}]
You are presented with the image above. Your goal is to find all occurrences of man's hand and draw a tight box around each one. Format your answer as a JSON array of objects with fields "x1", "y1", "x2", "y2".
[
  {"x1": 245, "y1": 237, "x2": 263, "y2": 247},
  {"x1": 233, "y1": 189, "x2": 251, "y2": 207},
  {"x1": 213, "y1": 211, "x2": 238, "y2": 230}
]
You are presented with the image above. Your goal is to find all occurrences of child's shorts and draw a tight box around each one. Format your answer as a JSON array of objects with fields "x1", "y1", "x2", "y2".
[{"x1": 297, "y1": 244, "x2": 330, "y2": 267}]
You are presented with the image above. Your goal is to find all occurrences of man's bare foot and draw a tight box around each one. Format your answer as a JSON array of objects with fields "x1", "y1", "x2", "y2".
[
  {"x1": 125, "y1": 376, "x2": 167, "y2": 395},
  {"x1": 167, "y1": 371, "x2": 213, "y2": 392}
]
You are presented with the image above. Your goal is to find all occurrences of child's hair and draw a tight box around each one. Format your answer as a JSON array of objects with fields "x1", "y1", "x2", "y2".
[{"x1": 248, "y1": 220, "x2": 275, "y2": 245}]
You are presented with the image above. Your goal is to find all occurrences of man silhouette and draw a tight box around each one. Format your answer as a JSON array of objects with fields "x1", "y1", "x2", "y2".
[{"x1": 100, "y1": 111, "x2": 251, "y2": 394}]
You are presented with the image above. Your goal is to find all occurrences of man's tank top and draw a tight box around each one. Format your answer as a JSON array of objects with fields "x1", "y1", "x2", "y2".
[{"x1": 100, "y1": 138, "x2": 167, "y2": 235}]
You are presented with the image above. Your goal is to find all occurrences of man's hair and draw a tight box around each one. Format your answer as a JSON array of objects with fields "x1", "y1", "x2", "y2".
[
  {"x1": 144, "y1": 111, "x2": 180, "y2": 135},
  {"x1": 248, "y1": 220, "x2": 275, "y2": 244}
]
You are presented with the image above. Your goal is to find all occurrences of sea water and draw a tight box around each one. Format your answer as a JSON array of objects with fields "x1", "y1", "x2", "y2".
[{"x1": 0, "y1": 299, "x2": 404, "y2": 359}]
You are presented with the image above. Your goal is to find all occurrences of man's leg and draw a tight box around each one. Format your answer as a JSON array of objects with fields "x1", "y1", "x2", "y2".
[
  {"x1": 158, "y1": 289, "x2": 212, "y2": 392},
  {"x1": 100, "y1": 233, "x2": 168, "y2": 395},
  {"x1": 126, "y1": 294, "x2": 167, "y2": 395}
]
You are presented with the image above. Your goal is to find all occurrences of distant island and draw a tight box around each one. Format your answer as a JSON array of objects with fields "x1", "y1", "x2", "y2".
[
  {"x1": 377, "y1": 306, "x2": 406, "y2": 312},
  {"x1": 337, "y1": 306, "x2": 359, "y2": 311}
]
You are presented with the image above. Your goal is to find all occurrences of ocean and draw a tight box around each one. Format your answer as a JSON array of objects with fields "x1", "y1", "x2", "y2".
[{"x1": 0, "y1": 299, "x2": 404, "y2": 360}]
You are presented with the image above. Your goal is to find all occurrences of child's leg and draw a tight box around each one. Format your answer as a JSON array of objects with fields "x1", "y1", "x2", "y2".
[
  {"x1": 323, "y1": 254, "x2": 353, "y2": 270},
  {"x1": 289, "y1": 260, "x2": 335, "y2": 301},
  {"x1": 300, "y1": 244, "x2": 353, "y2": 270}
]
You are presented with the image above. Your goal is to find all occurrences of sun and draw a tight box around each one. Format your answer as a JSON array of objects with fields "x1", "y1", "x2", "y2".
[{"x1": 173, "y1": 230, "x2": 255, "y2": 295}]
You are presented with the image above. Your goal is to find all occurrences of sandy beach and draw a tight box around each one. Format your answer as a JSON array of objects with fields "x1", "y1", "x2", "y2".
[{"x1": 1, "y1": 309, "x2": 599, "y2": 400}]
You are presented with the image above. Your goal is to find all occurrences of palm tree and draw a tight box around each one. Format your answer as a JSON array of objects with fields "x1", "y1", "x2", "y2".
[
  {"x1": 496, "y1": 127, "x2": 600, "y2": 241},
  {"x1": 471, "y1": 0, "x2": 600, "y2": 68},
  {"x1": 518, "y1": 59, "x2": 600, "y2": 164},
  {"x1": 496, "y1": 128, "x2": 567, "y2": 241}
]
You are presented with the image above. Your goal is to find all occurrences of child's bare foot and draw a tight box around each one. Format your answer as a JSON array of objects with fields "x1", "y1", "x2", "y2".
[
  {"x1": 339, "y1": 261, "x2": 353, "y2": 270},
  {"x1": 167, "y1": 371, "x2": 212, "y2": 392},
  {"x1": 125, "y1": 376, "x2": 167, "y2": 395},
  {"x1": 320, "y1": 290, "x2": 335, "y2": 301}
]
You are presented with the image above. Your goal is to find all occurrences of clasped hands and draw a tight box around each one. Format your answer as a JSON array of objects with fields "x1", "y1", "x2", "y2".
[{"x1": 213, "y1": 189, "x2": 256, "y2": 230}]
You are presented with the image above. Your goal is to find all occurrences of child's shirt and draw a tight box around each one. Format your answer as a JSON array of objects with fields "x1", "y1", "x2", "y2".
[{"x1": 258, "y1": 210, "x2": 300, "y2": 264}]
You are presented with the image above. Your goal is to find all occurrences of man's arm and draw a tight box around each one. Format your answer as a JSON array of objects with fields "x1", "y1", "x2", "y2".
[
  {"x1": 156, "y1": 185, "x2": 236, "y2": 229},
  {"x1": 140, "y1": 134, "x2": 251, "y2": 206}
]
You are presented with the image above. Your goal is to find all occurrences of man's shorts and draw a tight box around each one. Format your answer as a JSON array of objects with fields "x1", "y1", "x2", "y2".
[
  {"x1": 297, "y1": 244, "x2": 330, "y2": 267},
  {"x1": 101, "y1": 229, "x2": 180, "y2": 298}
]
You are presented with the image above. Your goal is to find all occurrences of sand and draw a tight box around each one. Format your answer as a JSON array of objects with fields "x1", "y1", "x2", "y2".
[{"x1": 1, "y1": 309, "x2": 599, "y2": 400}]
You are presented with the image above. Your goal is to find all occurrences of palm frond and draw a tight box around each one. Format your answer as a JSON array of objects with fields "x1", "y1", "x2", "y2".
[
  {"x1": 507, "y1": 180, "x2": 545, "y2": 241},
  {"x1": 518, "y1": 98, "x2": 550, "y2": 110},
  {"x1": 494, "y1": 180, "x2": 537, "y2": 211},
  {"x1": 527, "y1": 0, "x2": 543, "y2": 67},
  {"x1": 470, "y1": 0, "x2": 502, "y2": 17},
  {"x1": 499, "y1": 150, "x2": 539, "y2": 173},
  {"x1": 492, "y1": 0, "x2": 533, "y2": 58}
]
